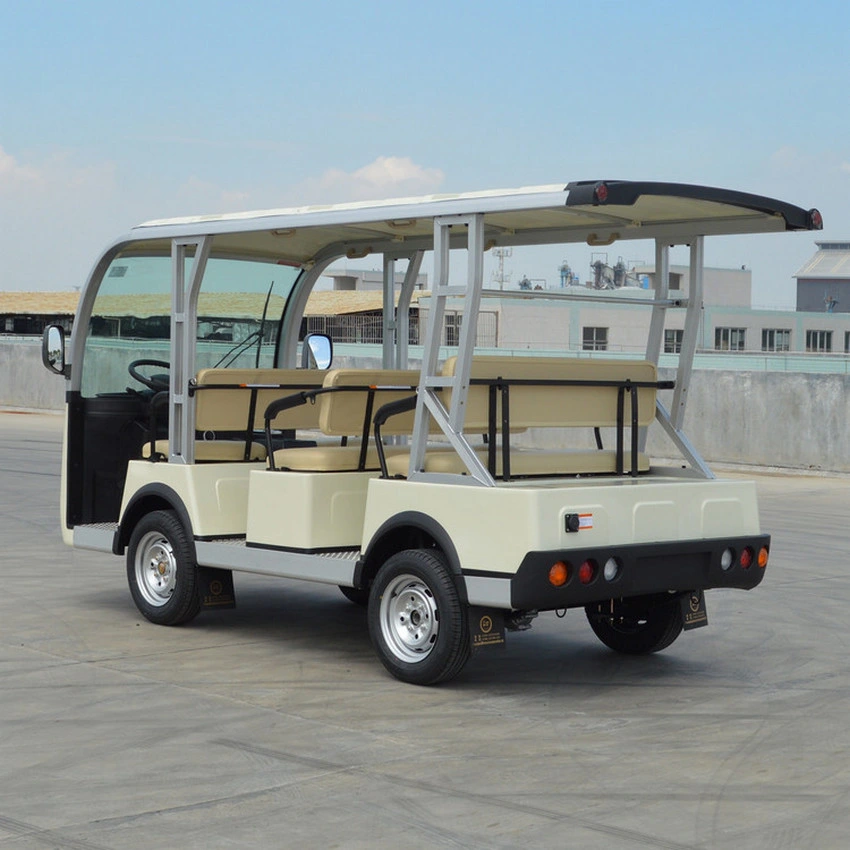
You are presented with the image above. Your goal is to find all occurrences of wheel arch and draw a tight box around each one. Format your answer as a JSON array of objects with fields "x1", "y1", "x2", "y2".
[
  {"x1": 114, "y1": 483, "x2": 195, "y2": 558},
  {"x1": 357, "y1": 511, "x2": 467, "y2": 604}
]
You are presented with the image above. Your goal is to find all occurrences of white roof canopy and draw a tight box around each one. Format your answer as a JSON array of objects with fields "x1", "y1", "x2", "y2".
[{"x1": 124, "y1": 181, "x2": 822, "y2": 266}]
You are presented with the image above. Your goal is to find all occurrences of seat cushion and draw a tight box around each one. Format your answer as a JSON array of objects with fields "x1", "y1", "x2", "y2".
[
  {"x1": 142, "y1": 439, "x2": 267, "y2": 462},
  {"x1": 272, "y1": 444, "x2": 405, "y2": 472}
]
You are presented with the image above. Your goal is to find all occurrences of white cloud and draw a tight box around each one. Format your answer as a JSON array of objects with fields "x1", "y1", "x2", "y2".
[
  {"x1": 158, "y1": 157, "x2": 444, "y2": 218},
  {"x1": 299, "y1": 156, "x2": 445, "y2": 203},
  {"x1": 0, "y1": 145, "x2": 43, "y2": 185},
  {"x1": 0, "y1": 145, "x2": 119, "y2": 290}
]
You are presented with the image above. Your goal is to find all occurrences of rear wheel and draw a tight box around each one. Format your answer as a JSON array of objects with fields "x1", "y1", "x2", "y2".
[
  {"x1": 585, "y1": 595, "x2": 683, "y2": 655},
  {"x1": 127, "y1": 510, "x2": 202, "y2": 626},
  {"x1": 368, "y1": 549, "x2": 470, "y2": 685}
]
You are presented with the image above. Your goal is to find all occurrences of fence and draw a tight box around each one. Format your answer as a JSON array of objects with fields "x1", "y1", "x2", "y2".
[{"x1": 3, "y1": 338, "x2": 849, "y2": 473}]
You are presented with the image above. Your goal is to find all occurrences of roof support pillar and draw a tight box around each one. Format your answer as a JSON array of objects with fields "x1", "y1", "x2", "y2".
[
  {"x1": 169, "y1": 235, "x2": 211, "y2": 465},
  {"x1": 409, "y1": 213, "x2": 493, "y2": 485}
]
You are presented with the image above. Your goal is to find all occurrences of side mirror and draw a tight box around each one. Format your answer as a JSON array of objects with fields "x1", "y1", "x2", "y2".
[
  {"x1": 42, "y1": 325, "x2": 68, "y2": 376},
  {"x1": 301, "y1": 333, "x2": 333, "y2": 370}
]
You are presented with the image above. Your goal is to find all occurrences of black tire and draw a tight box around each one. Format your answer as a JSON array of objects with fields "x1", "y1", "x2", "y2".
[
  {"x1": 126, "y1": 510, "x2": 202, "y2": 626},
  {"x1": 368, "y1": 549, "x2": 471, "y2": 685},
  {"x1": 585, "y1": 595, "x2": 683, "y2": 655},
  {"x1": 338, "y1": 584, "x2": 370, "y2": 607}
]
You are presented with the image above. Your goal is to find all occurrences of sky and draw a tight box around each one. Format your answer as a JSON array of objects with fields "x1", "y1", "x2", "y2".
[{"x1": 1, "y1": 0, "x2": 848, "y2": 308}]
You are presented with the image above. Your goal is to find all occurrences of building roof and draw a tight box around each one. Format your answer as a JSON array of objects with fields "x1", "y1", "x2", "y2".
[
  {"x1": 0, "y1": 288, "x2": 426, "y2": 319},
  {"x1": 304, "y1": 290, "x2": 425, "y2": 316},
  {"x1": 0, "y1": 291, "x2": 79, "y2": 315},
  {"x1": 794, "y1": 242, "x2": 850, "y2": 280}
]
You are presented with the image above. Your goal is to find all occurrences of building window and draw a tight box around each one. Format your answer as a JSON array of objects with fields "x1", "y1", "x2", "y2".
[
  {"x1": 664, "y1": 329, "x2": 683, "y2": 353},
  {"x1": 715, "y1": 327, "x2": 746, "y2": 351},
  {"x1": 582, "y1": 326, "x2": 608, "y2": 351},
  {"x1": 806, "y1": 330, "x2": 832, "y2": 353},
  {"x1": 445, "y1": 313, "x2": 462, "y2": 347},
  {"x1": 845, "y1": 331, "x2": 850, "y2": 353},
  {"x1": 761, "y1": 328, "x2": 791, "y2": 352}
]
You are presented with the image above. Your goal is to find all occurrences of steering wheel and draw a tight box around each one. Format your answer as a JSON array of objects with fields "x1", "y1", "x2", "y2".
[{"x1": 128, "y1": 359, "x2": 170, "y2": 393}]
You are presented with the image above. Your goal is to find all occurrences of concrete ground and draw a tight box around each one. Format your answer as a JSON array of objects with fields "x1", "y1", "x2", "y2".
[{"x1": 1, "y1": 411, "x2": 848, "y2": 850}]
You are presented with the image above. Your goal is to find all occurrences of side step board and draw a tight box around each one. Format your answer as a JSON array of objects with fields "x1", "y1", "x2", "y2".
[
  {"x1": 195, "y1": 539, "x2": 360, "y2": 586},
  {"x1": 72, "y1": 524, "x2": 361, "y2": 588}
]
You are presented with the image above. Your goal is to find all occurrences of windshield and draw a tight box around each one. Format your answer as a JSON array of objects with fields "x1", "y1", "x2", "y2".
[{"x1": 81, "y1": 252, "x2": 301, "y2": 397}]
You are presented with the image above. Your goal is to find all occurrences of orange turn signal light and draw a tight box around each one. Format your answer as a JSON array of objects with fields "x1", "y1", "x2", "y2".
[
  {"x1": 757, "y1": 547, "x2": 769, "y2": 569},
  {"x1": 549, "y1": 561, "x2": 570, "y2": 587}
]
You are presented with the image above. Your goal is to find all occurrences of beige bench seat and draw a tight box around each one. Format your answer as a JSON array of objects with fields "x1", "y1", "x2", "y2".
[
  {"x1": 262, "y1": 358, "x2": 665, "y2": 479},
  {"x1": 144, "y1": 367, "x2": 323, "y2": 462},
  {"x1": 385, "y1": 447, "x2": 649, "y2": 478},
  {"x1": 266, "y1": 368, "x2": 424, "y2": 472},
  {"x1": 392, "y1": 356, "x2": 662, "y2": 479}
]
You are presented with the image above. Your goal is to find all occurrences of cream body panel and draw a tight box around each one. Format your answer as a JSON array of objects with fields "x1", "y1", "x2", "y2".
[
  {"x1": 120, "y1": 460, "x2": 261, "y2": 537},
  {"x1": 362, "y1": 475, "x2": 761, "y2": 575},
  {"x1": 246, "y1": 470, "x2": 377, "y2": 550}
]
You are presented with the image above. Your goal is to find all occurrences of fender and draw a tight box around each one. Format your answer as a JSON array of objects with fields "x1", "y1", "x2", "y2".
[
  {"x1": 358, "y1": 510, "x2": 467, "y2": 604},
  {"x1": 113, "y1": 483, "x2": 196, "y2": 558}
]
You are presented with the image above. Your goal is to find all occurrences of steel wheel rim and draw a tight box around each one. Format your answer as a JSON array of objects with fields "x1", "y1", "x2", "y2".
[
  {"x1": 134, "y1": 530, "x2": 177, "y2": 607},
  {"x1": 380, "y1": 573, "x2": 439, "y2": 663}
]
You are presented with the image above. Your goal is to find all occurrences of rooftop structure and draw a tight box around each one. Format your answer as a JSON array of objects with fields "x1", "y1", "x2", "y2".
[{"x1": 795, "y1": 241, "x2": 850, "y2": 313}]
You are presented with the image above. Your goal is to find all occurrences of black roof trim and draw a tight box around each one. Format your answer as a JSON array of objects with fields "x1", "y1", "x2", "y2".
[{"x1": 565, "y1": 180, "x2": 822, "y2": 232}]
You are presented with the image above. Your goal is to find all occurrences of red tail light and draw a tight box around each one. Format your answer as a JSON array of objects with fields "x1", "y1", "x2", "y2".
[{"x1": 578, "y1": 560, "x2": 597, "y2": 584}]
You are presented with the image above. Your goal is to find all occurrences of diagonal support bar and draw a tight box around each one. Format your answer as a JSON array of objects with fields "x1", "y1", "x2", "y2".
[{"x1": 409, "y1": 214, "x2": 494, "y2": 486}]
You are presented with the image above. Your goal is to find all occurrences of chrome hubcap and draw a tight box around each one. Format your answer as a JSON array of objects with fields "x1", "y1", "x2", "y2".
[
  {"x1": 134, "y1": 531, "x2": 177, "y2": 607},
  {"x1": 380, "y1": 574, "x2": 439, "y2": 663}
]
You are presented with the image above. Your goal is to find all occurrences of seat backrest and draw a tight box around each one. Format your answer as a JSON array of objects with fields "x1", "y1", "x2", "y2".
[
  {"x1": 318, "y1": 369, "x2": 421, "y2": 437},
  {"x1": 441, "y1": 356, "x2": 658, "y2": 430},
  {"x1": 194, "y1": 368, "x2": 324, "y2": 432}
]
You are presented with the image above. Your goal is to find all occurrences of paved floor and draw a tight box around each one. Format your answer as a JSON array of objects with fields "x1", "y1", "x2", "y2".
[{"x1": 1, "y1": 411, "x2": 848, "y2": 849}]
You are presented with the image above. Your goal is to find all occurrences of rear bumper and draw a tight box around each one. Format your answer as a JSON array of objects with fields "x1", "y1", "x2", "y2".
[{"x1": 508, "y1": 534, "x2": 769, "y2": 611}]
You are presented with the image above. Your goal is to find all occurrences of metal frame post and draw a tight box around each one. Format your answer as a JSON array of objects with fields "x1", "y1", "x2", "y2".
[
  {"x1": 645, "y1": 240, "x2": 670, "y2": 367},
  {"x1": 671, "y1": 237, "x2": 704, "y2": 430},
  {"x1": 651, "y1": 235, "x2": 714, "y2": 478},
  {"x1": 409, "y1": 214, "x2": 493, "y2": 485},
  {"x1": 382, "y1": 256, "x2": 396, "y2": 368},
  {"x1": 396, "y1": 251, "x2": 424, "y2": 369},
  {"x1": 169, "y1": 235, "x2": 211, "y2": 465}
]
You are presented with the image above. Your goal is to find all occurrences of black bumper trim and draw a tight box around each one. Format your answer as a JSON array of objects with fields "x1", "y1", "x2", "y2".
[{"x1": 512, "y1": 535, "x2": 769, "y2": 610}]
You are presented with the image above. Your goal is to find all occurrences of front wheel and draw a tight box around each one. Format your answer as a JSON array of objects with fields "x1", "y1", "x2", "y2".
[
  {"x1": 368, "y1": 549, "x2": 470, "y2": 685},
  {"x1": 585, "y1": 595, "x2": 683, "y2": 655},
  {"x1": 127, "y1": 510, "x2": 202, "y2": 626}
]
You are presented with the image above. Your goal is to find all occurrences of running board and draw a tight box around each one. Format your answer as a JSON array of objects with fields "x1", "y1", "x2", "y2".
[
  {"x1": 73, "y1": 523, "x2": 118, "y2": 552},
  {"x1": 195, "y1": 539, "x2": 360, "y2": 586}
]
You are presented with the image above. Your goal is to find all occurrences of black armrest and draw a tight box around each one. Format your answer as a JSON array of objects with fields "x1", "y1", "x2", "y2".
[
  {"x1": 373, "y1": 395, "x2": 417, "y2": 478},
  {"x1": 264, "y1": 389, "x2": 322, "y2": 470},
  {"x1": 147, "y1": 391, "x2": 170, "y2": 461}
]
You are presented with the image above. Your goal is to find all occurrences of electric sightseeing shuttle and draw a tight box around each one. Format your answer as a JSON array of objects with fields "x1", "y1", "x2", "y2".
[{"x1": 43, "y1": 181, "x2": 822, "y2": 684}]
